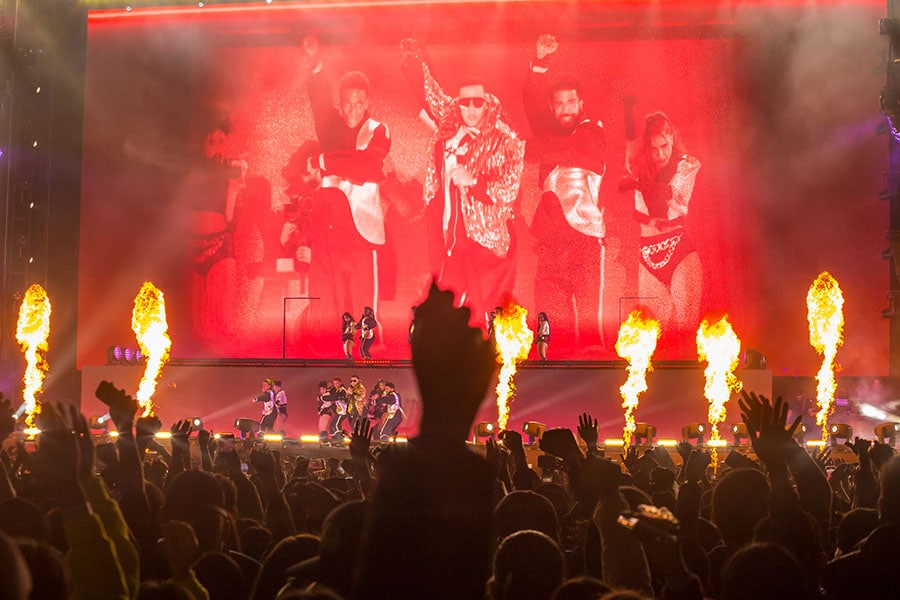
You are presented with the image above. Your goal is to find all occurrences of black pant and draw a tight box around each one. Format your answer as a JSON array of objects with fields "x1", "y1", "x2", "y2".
[{"x1": 360, "y1": 336, "x2": 374, "y2": 359}]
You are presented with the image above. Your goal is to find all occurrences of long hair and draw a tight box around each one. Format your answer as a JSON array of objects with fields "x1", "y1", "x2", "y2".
[{"x1": 631, "y1": 112, "x2": 686, "y2": 181}]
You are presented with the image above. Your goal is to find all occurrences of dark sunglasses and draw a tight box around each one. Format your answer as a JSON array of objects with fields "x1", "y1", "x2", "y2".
[{"x1": 458, "y1": 97, "x2": 486, "y2": 109}]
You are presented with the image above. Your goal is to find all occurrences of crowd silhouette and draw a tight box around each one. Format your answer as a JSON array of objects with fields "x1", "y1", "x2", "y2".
[{"x1": 0, "y1": 282, "x2": 898, "y2": 599}]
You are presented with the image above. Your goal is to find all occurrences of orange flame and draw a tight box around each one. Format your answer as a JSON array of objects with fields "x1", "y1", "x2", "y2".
[
  {"x1": 132, "y1": 282, "x2": 172, "y2": 417},
  {"x1": 493, "y1": 303, "x2": 533, "y2": 431},
  {"x1": 806, "y1": 272, "x2": 844, "y2": 441},
  {"x1": 15, "y1": 284, "x2": 52, "y2": 427},
  {"x1": 696, "y1": 316, "x2": 743, "y2": 465},
  {"x1": 615, "y1": 310, "x2": 660, "y2": 449}
]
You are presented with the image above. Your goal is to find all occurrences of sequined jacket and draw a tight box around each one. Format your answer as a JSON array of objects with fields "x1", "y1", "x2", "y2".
[{"x1": 415, "y1": 62, "x2": 525, "y2": 258}]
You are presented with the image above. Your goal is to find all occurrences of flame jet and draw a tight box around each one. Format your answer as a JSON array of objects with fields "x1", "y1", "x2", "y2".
[
  {"x1": 806, "y1": 272, "x2": 844, "y2": 441},
  {"x1": 493, "y1": 303, "x2": 533, "y2": 431},
  {"x1": 16, "y1": 284, "x2": 52, "y2": 427},
  {"x1": 132, "y1": 281, "x2": 172, "y2": 417},
  {"x1": 696, "y1": 316, "x2": 743, "y2": 465},
  {"x1": 615, "y1": 310, "x2": 660, "y2": 449}
]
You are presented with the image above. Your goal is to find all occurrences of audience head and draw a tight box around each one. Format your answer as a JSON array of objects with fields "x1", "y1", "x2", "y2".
[
  {"x1": 711, "y1": 468, "x2": 770, "y2": 549},
  {"x1": 721, "y1": 542, "x2": 805, "y2": 600},
  {"x1": 489, "y1": 530, "x2": 564, "y2": 600},
  {"x1": 495, "y1": 490, "x2": 560, "y2": 542},
  {"x1": 879, "y1": 455, "x2": 900, "y2": 524},
  {"x1": 0, "y1": 530, "x2": 31, "y2": 600},
  {"x1": 551, "y1": 575, "x2": 610, "y2": 600}
]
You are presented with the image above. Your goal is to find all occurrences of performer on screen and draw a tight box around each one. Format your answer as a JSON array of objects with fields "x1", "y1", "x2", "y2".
[
  {"x1": 356, "y1": 306, "x2": 377, "y2": 360},
  {"x1": 621, "y1": 111, "x2": 701, "y2": 334},
  {"x1": 252, "y1": 379, "x2": 277, "y2": 433},
  {"x1": 523, "y1": 33, "x2": 607, "y2": 350},
  {"x1": 341, "y1": 312, "x2": 357, "y2": 360},
  {"x1": 184, "y1": 113, "x2": 247, "y2": 347},
  {"x1": 301, "y1": 33, "x2": 391, "y2": 336},
  {"x1": 401, "y1": 39, "x2": 525, "y2": 321}
]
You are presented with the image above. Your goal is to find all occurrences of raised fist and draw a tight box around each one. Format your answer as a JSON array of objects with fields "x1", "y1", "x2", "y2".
[
  {"x1": 536, "y1": 33, "x2": 559, "y2": 60},
  {"x1": 302, "y1": 33, "x2": 319, "y2": 57}
]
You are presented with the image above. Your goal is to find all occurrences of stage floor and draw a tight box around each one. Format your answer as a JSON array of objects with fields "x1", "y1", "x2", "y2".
[{"x1": 80, "y1": 360, "x2": 773, "y2": 442}]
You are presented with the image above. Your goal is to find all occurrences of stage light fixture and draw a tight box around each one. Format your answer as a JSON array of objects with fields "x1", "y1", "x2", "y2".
[
  {"x1": 473, "y1": 422, "x2": 496, "y2": 441},
  {"x1": 106, "y1": 346, "x2": 123, "y2": 365},
  {"x1": 829, "y1": 423, "x2": 853, "y2": 446},
  {"x1": 742, "y1": 348, "x2": 767, "y2": 370},
  {"x1": 123, "y1": 347, "x2": 135, "y2": 364},
  {"x1": 731, "y1": 423, "x2": 749, "y2": 446},
  {"x1": 235, "y1": 418, "x2": 261, "y2": 439},
  {"x1": 633, "y1": 423, "x2": 656, "y2": 445},
  {"x1": 682, "y1": 423, "x2": 706, "y2": 444},
  {"x1": 262, "y1": 433, "x2": 283, "y2": 443},
  {"x1": 522, "y1": 421, "x2": 547, "y2": 444},
  {"x1": 792, "y1": 421, "x2": 808, "y2": 445},
  {"x1": 89, "y1": 414, "x2": 110, "y2": 432},
  {"x1": 190, "y1": 417, "x2": 203, "y2": 429},
  {"x1": 874, "y1": 422, "x2": 900, "y2": 446}
]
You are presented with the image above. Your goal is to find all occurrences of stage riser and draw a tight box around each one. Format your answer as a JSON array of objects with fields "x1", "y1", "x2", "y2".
[{"x1": 81, "y1": 365, "x2": 773, "y2": 441}]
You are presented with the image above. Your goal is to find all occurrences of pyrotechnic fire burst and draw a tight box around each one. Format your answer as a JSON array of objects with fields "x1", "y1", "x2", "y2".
[
  {"x1": 615, "y1": 311, "x2": 660, "y2": 449},
  {"x1": 493, "y1": 303, "x2": 533, "y2": 431},
  {"x1": 806, "y1": 272, "x2": 844, "y2": 441},
  {"x1": 15, "y1": 284, "x2": 52, "y2": 427},
  {"x1": 696, "y1": 316, "x2": 743, "y2": 465},
  {"x1": 132, "y1": 282, "x2": 172, "y2": 417}
]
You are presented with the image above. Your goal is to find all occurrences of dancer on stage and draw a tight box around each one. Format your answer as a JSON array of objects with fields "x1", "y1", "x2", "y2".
[
  {"x1": 374, "y1": 381, "x2": 404, "y2": 441},
  {"x1": 252, "y1": 378, "x2": 277, "y2": 433},
  {"x1": 273, "y1": 380, "x2": 288, "y2": 434},
  {"x1": 356, "y1": 306, "x2": 378, "y2": 360},
  {"x1": 341, "y1": 312, "x2": 357, "y2": 360},
  {"x1": 535, "y1": 312, "x2": 551, "y2": 361}
]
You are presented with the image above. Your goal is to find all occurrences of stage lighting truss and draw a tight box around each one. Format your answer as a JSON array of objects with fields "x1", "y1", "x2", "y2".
[
  {"x1": 473, "y1": 422, "x2": 496, "y2": 442},
  {"x1": 874, "y1": 422, "x2": 900, "y2": 446},
  {"x1": 681, "y1": 423, "x2": 706, "y2": 444}
]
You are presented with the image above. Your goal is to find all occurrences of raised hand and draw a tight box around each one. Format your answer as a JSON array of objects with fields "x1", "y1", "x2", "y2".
[
  {"x1": 577, "y1": 412, "x2": 599, "y2": 450},
  {"x1": 869, "y1": 441, "x2": 895, "y2": 471},
  {"x1": 412, "y1": 283, "x2": 498, "y2": 445},
  {"x1": 539, "y1": 427, "x2": 582, "y2": 462},
  {"x1": 536, "y1": 33, "x2": 559, "y2": 59},
  {"x1": 95, "y1": 381, "x2": 139, "y2": 433},
  {"x1": 249, "y1": 448, "x2": 276, "y2": 479},
  {"x1": 738, "y1": 390, "x2": 801, "y2": 467},
  {"x1": 33, "y1": 403, "x2": 81, "y2": 507},
  {"x1": 683, "y1": 449, "x2": 711, "y2": 483},
  {"x1": 499, "y1": 429, "x2": 525, "y2": 456},
  {"x1": 350, "y1": 418, "x2": 373, "y2": 462},
  {"x1": 844, "y1": 436, "x2": 872, "y2": 458}
]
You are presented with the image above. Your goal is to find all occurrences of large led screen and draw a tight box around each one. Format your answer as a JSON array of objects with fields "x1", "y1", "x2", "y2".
[{"x1": 79, "y1": 1, "x2": 887, "y2": 374}]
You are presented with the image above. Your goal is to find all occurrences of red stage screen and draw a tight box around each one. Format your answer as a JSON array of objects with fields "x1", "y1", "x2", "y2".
[{"x1": 79, "y1": 1, "x2": 887, "y2": 375}]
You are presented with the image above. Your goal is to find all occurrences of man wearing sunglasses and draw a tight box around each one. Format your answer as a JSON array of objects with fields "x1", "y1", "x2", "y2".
[
  {"x1": 301, "y1": 33, "x2": 390, "y2": 337},
  {"x1": 401, "y1": 39, "x2": 525, "y2": 322},
  {"x1": 523, "y1": 33, "x2": 608, "y2": 352}
]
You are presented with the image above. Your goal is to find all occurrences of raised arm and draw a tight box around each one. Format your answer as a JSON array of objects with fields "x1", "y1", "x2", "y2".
[
  {"x1": 522, "y1": 33, "x2": 559, "y2": 138},
  {"x1": 400, "y1": 38, "x2": 453, "y2": 124}
]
